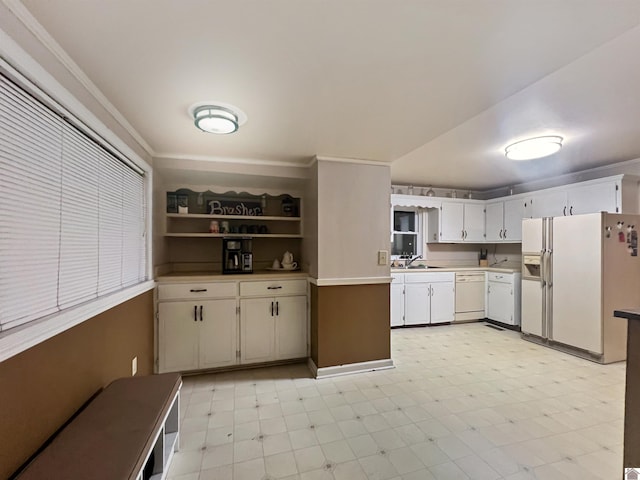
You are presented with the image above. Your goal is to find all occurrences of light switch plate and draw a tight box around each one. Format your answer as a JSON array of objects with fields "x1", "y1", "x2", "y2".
[{"x1": 378, "y1": 250, "x2": 389, "y2": 265}]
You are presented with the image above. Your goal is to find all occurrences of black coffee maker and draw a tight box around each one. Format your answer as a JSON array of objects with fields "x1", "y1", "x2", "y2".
[{"x1": 222, "y1": 237, "x2": 253, "y2": 274}]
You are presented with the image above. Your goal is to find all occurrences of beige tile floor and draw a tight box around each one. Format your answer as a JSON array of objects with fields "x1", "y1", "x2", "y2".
[{"x1": 167, "y1": 322, "x2": 625, "y2": 480}]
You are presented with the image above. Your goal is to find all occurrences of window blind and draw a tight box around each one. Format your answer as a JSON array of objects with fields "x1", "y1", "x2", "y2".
[{"x1": 0, "y1": 74, "x2": 146, "y2": 332}]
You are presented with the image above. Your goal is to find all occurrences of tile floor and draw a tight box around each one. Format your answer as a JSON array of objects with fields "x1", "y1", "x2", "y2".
[{"x1": 167, "y1": 322, "x2": 625, "y2": 480}]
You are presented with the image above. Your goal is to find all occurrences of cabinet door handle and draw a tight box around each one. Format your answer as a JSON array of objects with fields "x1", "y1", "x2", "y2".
[
  {"x1": 190, "y1": 288, "x2": 207, "y2": 293},
  {"x1": 461, "y1": 230, "x2": 465, "y2": 239},
  {"x1": 431, "y1": 286, "x2": 434, "y2": 296},
  {"x1": 267, "y1": 286, "x2": 283, "y2": 290},
  {"x1": 499, "y1": 229, "x2": 503, "y2": 239},
  {"x1": 276, "y1": 301, "x2": 279, "y2": 316},
  {"x1": 569, "y1": 206, "x2": 573, "y2": 215},
  {"x1": 199, "y1": 305, "x2": 203, "y2": 321},
  {"x1": 503, "y1": 229, "x2": 507, "y2": 239},
  {"x1": 271, "y1": 301, "x2": 274, "y2": 316},
  {"x1": 563, "y1": 206, "x2": 566, "y2": 216},
  {"x1": 193, "y1": 305, "x2": 197, "y2": 321}
]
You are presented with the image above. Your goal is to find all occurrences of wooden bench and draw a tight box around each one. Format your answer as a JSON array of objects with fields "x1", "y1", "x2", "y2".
[{"x1": 18, "y1": 373, "x2": 182, "y2": 480}]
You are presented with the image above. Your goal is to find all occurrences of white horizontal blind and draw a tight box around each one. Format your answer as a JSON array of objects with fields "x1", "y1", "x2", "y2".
[
  {"x1": 58, "y1": 123, "x2": 99, "y2": 309},
  {"x1": 98, "y1": 151, "x2": 123, "y2": 295},
  {"x1": 0, "y1": 74, "x2": 146, "y2": 332},
  {"x1": 121, "y1": 166, "x2": 145, "y2": 287},
  {"x1": 0, "y1": 77, "x2": 63, "y2": 329}
]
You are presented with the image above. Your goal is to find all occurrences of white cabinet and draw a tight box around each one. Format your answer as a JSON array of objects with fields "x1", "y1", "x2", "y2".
[
  {"x1": 485, "y1": 199, "x2": 525, "y2": 242},
  {"x1": 240, "y1": 297, "x2": 276, "y2": 363},
  {"x1": 566, "y1": 180, "x2": 617, "y2": 216},
  {"x1": 240, "y1": 279, "x2": 308, "y2": 363},
  {"x1": 390, "y1": 274, "x2": 405, "y2": 327},
  {"x1": 503, "y1": 198, "x2": 526, "y2": 242},
  {"x1": 158, "y1": 298, "x2": 237, "y2": 372},
  {"x1": 390, "y1": 272, "x2": 455, "y2": 326},
  {"x1": 435, "y1": 201, "x2": 485, "y2": 243},
  {"x1": 405, "y1": 283, "x2": 431, "y2": 325},
  {"x1": 275, "y1": 295, "x2": 308, "y2": 360},
  {"x1": 430, "y1": 281, "x2": 456, "y2": 324},
  {"x1": 158, "y1": 302, "x2": 199, "y2": 372},
  {"x1": 529, "y1": 190, "x2": 567, "y2": 218},
  {"x1": 439, "y1": 202, "x2": 464, "y2": 242},
  {"x1": 485, "y1": 202, "x2": 504, "y2": 242},
  {"x1": 240, "y1": 295, "x2": 307, "y2": 363},
  {"x1": 486, "y1": 272, "x2": 521, "y2": 326},
  {"x1": 157, "y1": 277, "x2": 308, "y2": 373},
  {"x1": 463, "y1": 203, "x2": 486, "y2": 242},
  {"x1": 529, "y1": 175, "x2": 636, "y2": 218}
]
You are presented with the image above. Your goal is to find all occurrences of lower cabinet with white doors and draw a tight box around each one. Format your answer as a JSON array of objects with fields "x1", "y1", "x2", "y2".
[
  {"x1": 156, "y1": 276, "x2": 308, "y2": 373},
  {"x1": 239, "y1": 279, "x2": 308, "y2": 363},
  {"x1": 486, "y1": 272, "x2": 521, "y2": 326},
  {"x1": 390, "y1": 271, "x2": 455, "y2": 327}
]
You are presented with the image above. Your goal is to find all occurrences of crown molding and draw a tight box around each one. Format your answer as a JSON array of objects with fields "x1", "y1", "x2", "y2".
[
  {"x1": 154, "y1": 152, "x2": 312, "y2": 169},
  {"x1": 313, "y1": 155, "x2": 392, "y2": 167},
  {"x1": 2, "y1": 0, "x2": 154, "y2": 156}
]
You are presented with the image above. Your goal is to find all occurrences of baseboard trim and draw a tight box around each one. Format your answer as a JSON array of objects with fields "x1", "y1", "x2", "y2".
[{"x1": 307, "y1": 358, "x2": 394, "y2": 379}]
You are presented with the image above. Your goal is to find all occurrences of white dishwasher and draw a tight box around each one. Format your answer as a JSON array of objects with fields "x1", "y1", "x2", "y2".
[{"x1": 455, "y1": 272, "x2": 486, "y2": 322}]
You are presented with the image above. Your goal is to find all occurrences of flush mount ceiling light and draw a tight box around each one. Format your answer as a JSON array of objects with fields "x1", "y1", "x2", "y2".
[
  {"x1": 188, "y1": 101, "x2": 247, "y2": 134},
  {"x1": 505, "y1": 135, "x2": 563, "y2": 161}
]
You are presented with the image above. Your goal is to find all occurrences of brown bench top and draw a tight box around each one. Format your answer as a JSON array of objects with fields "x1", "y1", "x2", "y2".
[{"x1": 18, "y1": 373, "x2": 181, "y2": 480}]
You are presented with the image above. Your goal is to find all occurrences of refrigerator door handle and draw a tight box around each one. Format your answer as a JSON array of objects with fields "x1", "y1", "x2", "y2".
[{"x1": 540, "y1": 250, "x2": 546, "y2": 288}]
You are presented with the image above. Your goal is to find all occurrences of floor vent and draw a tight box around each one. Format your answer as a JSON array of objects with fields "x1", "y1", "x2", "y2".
[{"x1": 485, "y1": 324, "x2": 505, "y2": 331}]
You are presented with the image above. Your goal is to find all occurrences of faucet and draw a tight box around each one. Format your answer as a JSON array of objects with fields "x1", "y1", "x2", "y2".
[{"x1": 405, "y1": 254, "x2": 422, "y2": 267}]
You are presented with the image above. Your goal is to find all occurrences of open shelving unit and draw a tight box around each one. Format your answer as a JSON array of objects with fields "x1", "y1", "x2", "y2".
[{"x1": 164, "y1": 190, "x2": 303, "y2": 239}]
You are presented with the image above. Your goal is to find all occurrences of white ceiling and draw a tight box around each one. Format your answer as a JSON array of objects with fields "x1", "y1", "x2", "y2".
[{"x1": 15, "y1": 0, "x2": 640, "y2": 190}]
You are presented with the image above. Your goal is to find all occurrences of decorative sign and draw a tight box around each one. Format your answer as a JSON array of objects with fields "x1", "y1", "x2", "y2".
[{"x1": 208, "y1": 199, "x2": 263, "y2": 216}]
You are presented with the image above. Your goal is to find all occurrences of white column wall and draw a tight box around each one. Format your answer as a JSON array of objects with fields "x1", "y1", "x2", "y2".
[{"x1": 316, "y1": 160, "x2": 391, "y2": 280}]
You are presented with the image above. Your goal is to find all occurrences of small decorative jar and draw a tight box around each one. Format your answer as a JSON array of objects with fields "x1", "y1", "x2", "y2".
[{"x1": 209, "y1": 221, "x2": 219, "y2": 233}]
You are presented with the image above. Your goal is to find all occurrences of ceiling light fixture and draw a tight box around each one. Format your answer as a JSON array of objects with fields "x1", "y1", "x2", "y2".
[
  {"x1": 505, "y1": 135, "x2": 563, "y2": 161},
  {"x1": 188, "y1": 101, "x2": 247, "y2": 134}
]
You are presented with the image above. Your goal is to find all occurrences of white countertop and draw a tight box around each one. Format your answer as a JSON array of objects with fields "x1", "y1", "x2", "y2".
[
  {"x1": 156, "y1": 271, "x2": 309, "y2": 282},
  {"x1": 391, "y1": 266, "x2": 520, "y2": 274}
]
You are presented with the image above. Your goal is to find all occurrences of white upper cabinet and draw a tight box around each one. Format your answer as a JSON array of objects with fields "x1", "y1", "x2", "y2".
[
  {"x1": 485, "y1": 199, "x2": 525, "y2": 242},
  {"x1": 565, "y1": 180, "x2": 617, "y2": 216},
  {"x1": 529, "y1": 190, "x2": 567, "y2": 218},
  {"x1": 503, "y1": 198, "x2": 526, "y2": 242},
  {"x1": 464, "y1": 203, "x2": 486, "y2": 242},
  {"x1": 436, "y1": 201, "x2": 485, "y2": 242},
  {"x1": 411, "y1": 174, "x2": 638, "y2": 244},
  {"x1": 439, "y1": 202, "x2": 464, "y2": 242},
  {"x1": 485, "y1": 202, "x2": 504, "y2": 242}
]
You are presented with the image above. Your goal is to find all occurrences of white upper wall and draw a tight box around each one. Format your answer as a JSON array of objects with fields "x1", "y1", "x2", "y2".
[{"x1": 316, "y1": 159, "x2": 390, "y2": 280}]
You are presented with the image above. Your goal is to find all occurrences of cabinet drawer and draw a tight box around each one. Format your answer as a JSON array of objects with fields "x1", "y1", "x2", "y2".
[
  {"x1": 391, "y1": 273, "x2": 404, "y2": 283},
  {"x1": 158, "y1": 282, "x2": 237, "y2": 300},
  {"x1": 404, "y1": 272, "x2": 455, "y2": 283},
  {"x1": 487, "y1": 272, "x2": 511, "y2": 284},
  {"x1": 240, "y1": 279, "x2": 307, "y2": 297}
]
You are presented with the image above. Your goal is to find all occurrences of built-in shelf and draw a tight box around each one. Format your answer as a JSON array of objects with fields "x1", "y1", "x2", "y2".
[
  {"x1": 165, "y1": 189, "x2": 303, "y2": 239},
  {"x1": 165, "y1": 233, "x2": 303, "y2": 238},
  {"x1": 166, "y1": 213, "x2": 301, "y2": 221}
]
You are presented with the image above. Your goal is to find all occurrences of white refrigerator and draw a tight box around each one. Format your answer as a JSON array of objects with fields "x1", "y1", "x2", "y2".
[{"x1": 521, "y1": 212, "x2": 640, "y2": 363}]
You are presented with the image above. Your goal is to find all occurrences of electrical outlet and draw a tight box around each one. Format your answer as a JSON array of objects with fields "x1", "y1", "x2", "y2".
[
  {"x1": 131, "y1": 356, "x2": 137, "y2": 376},
  {"x1": 378, "y1": 250, "x2": 389, "y2": 266}
]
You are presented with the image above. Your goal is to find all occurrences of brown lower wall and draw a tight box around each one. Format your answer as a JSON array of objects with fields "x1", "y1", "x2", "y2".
[
  {"x1": 0, "y1": 291, "x2": 154, "y2": 479},
  {"x1": 310, "y1": 283, "x2": 390, "y2": 368}
]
